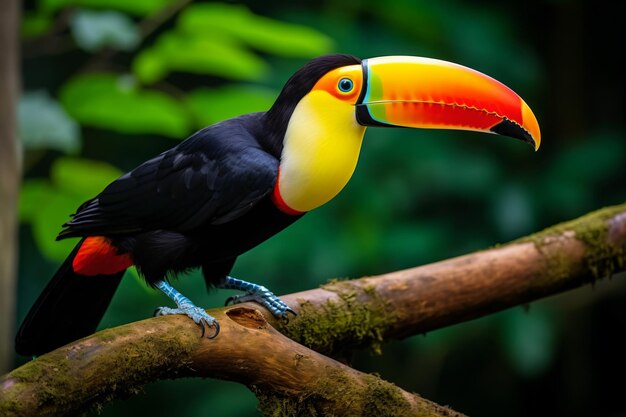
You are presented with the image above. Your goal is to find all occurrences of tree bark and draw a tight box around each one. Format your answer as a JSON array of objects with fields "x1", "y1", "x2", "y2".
[
  {"x1": 0, "y1": 308, "x2": 463, "y2": 417},
  {"x1": 0, "y1": 0, "x2": 21, "y2": 375},
  {"x1": 1, "y1": 203, "x2": 625, "y2": 416}
]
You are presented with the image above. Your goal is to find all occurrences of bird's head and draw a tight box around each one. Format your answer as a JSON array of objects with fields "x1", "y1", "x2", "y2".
[
  {"x1": 267, "y1": 54, "x2": 539, "y2": 150},
  {"x1": 266, "y1": 54, "x2": 541, "y2": 213}
]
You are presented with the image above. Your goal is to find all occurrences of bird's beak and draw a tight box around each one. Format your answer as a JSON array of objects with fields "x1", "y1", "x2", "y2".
[{"x1": 355, "y1": 56, "x2": 541, "y2": 150}]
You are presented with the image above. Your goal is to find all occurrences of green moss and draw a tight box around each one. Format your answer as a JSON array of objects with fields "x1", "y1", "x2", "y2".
[
  {"x1": 359, "y1": 373, "x2": 414, "y2": 416},
  {"x1": 81, "y1": 326, "x2": 197, "y2": 413},
  {"x1": 0, "y1": 378, "x2": 25, "y2": 416},
  {"x1": 255, "y1": 390, "x2": 320, "y2": 417},
  {"x1": 255, "y1": 368, "x2": 454, "y2": 417},
  {"x1": 516, "y1": 203, "x2": 626, "y2": 282},
  {"x1": 279, "y1": 279, "x2": 397, "y2": 355},
  {"x1": 2, "y1": 322, "x2": 198, "y2": 416},
  {"x1": 542, "y1": 249, "x2": 573, "y2": 285}
]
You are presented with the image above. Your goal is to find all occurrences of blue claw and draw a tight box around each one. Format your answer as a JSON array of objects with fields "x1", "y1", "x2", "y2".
[
  {"x1": 155, "y1": 280, "x2": 219, "y2": 338},
  {"x1": 155, "y1": 304, "x2": 219, "y2": 338},
  {"x1": 221, "y1": 276, "x2": 296, "y2": 321}
]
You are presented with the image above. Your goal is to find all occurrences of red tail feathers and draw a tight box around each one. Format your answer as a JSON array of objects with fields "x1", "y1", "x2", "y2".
[{"x1": 72, "y1": 236, "x2": 133, "y2": 276}]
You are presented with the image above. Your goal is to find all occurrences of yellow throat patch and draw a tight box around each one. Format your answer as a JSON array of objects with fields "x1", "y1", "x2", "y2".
[{"x1": 276, "y1": 90, "x2": 366, "y2": 212}]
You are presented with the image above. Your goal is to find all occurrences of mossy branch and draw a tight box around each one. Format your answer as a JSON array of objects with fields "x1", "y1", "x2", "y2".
[
  {"x1": 274, "y1": 203, "x2": 626, "y2": 353},
  {"x1": 0, "y1": 308, "x2": 462, "y2": 417},
  {"x1": 1, "y1": 203, "x2": 625, "y2": 416}
]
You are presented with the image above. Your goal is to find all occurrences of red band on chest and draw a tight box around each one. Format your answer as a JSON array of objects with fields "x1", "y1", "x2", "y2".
[
  {"x1": 73, "y1": 236, "x2": 133, "y2": 276},
  {"x1": 271, "y1": 170, "x2": 304, "y2": 216}
]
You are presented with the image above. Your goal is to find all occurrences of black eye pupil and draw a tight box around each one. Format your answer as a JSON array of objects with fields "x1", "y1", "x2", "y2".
[{"x1": 338, "y1": 78, "x2": 353, "y2": 92}]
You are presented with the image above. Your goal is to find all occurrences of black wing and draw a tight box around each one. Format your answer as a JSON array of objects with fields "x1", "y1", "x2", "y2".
[{"x1": 58, "y1": 117, "x2": 278, "y2": 239}]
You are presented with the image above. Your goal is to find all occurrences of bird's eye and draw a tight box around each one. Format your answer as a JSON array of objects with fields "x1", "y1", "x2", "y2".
[{"x1": 338, "y1": 78, "x2": 354, "y2": 93}]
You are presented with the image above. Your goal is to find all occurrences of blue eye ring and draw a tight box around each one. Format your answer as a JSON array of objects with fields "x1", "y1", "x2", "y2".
[{"x1": 338, "y1": 78, "x2": 354, "y2": 93}]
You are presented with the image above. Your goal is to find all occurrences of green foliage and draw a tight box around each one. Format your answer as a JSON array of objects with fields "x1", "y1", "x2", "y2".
[
  {"x1": 134, "y1": 3, "x2": 332, "y2": 84},
  {"x1": 20, "y1": 158, "x2": 122, "y2": 261},
  {"x1": 70, "y1": 9, "x2": 140, "y2": 52},
  {"x1": 30, "y1": 192, "x2": 83, "y2": 260},
  {"x1": 186, "y1": 85, "x2": 276, "y2": 128},
  {"x1": 21, "y1": 12, "x2": 53, "y2": 38},
  {"x1": 50, "y1": 157, "x2": 123, "y2": 196},
  {"x1": 18, "y1": 91, "x2": 81, "y2": 153},
  {"x1": 18, "y1": 179, "x2": 50, "y2": 222},
  {"x1": 39, "y1": 0, "x2": 178, "y2": 17},
  {"x1": 178, "y1": 3, "x2": 333, "y2": 57},
  {"x1": 133, "y1": 31, "x2": 268, "y2": 84},
  {"x1": 59, "y1": 73, "x2": 190, "y2": 137}
]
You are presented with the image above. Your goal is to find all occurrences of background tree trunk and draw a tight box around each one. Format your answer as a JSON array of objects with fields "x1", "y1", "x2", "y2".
[{"x1": 0, "y1": 0, "x2": 21, "y2": 374}]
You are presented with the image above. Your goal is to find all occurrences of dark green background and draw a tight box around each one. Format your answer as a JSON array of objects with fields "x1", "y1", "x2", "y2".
[{"x1": 15, "y1": 0, "x2": 626, "y2": 415}]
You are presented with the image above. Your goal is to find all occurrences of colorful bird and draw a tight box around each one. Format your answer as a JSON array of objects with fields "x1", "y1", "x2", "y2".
[{"x1": 16, "y1": 54, "x2": 540, "y2": 356}]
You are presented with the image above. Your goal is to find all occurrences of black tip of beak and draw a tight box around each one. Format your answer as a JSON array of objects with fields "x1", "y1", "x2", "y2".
[{"x1": 490, "y1": 119, "x2": 537, "y2": 150}]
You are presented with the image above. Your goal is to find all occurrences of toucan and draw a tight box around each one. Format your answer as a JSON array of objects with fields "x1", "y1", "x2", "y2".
[{"x1": 16, "y1": 54, "x2": 540, "y2": 356}]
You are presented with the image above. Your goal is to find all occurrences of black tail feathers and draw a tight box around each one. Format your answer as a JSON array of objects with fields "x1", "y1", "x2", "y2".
[{"x1": 15, "y1": 240, "x2": 125, "y2": 356}]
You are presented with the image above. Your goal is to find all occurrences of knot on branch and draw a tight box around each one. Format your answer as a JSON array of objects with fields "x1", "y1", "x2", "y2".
[{"x1": 226, "y1": 307, "x2": 270, "y2": 330}]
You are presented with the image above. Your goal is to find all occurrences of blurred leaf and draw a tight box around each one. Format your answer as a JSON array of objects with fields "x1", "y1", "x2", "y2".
[
  {"x1": 59, "y1": 73, "x2": 190, "y2": 137},
  {"x1": 31, "y1": 191, "x2": 82, "y2": 261},
  {"x1": 51, "y1": 156, "x2": 122, "y2": 197},
  {"x1": 367, "y1": 0, "x2": 448, "y2": 47},
  {"x1": 186, "y1": 85, "x2": 277, "y2": 128},
  {"x1": 21, "y1": 158, "x2": 122, "y2": 262},
  {"x1": 20, "y1": 179, "x2": 82, "y2": 261},
  {"x1": 19, "y1": 180, "x2": 53, "y2": 222},
  {"x1": 70, "y1": 9, "x2": 140, "y2": 52},
  {"x1": 39, "y1": 0, "x2": 177, "y2": 17},
  {"x1": 501, "y1": 307, "x2": 556, "y2": 377},
  {"x1": 19, "y1": 90, "x2": 81, "y2": 153},
  {"x1": 133, "y1": 31, "x2": 268, "y2": 84},
  {"x1": 22, "y1": 11, "x2": 53, "y2": 38},
  {"x1": 38, "y1": 0, "x2": 67, "y2": 14},
  {"x1": 132, "y1": 49, "x2": 166, "y2": 84},
  {"x1": 178, "y1": 3, "x2": 333, "y2": 57}
]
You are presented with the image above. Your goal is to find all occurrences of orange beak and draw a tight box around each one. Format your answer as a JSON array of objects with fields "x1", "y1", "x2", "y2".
[{"x1": 355, "y1": 56, "x2": 541, "y2": 150}]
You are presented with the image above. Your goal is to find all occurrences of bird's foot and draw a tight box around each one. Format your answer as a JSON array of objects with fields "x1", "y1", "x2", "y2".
[
  {"x1": 154, "y1": 304, "x2": 220, "y2": 338},
  {"x1": 221, "y1": 277, "x2": 296, "y2": 322},
  {"x1": 225, "y1": 290, "x2": 295, "y2": 320},
  {"x1": 155, "y1": 280, "x2": 220, "y2": 338}
]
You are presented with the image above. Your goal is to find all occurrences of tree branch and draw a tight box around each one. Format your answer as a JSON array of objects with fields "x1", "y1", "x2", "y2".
[
  {"x1": 1, "y1": 203, "x2": 625, "y2": 416},
  {"x1": 0, "y1": 308, "x2": 462, "y2": 417},
  {"x1": 274, "y1": 203, "x2": 626, "y2": 354}
]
